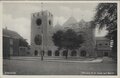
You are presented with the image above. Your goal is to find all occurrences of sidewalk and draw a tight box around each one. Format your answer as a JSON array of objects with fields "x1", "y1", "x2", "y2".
[
  {"x1": 7, "y1": 56, "x2": 104, "y2": 63},
  {"x1": 45, "y1": 58, "x2": 103, "y2": 63}
]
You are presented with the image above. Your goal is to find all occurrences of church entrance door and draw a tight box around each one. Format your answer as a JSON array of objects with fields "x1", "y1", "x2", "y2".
[
  {"x1": 81, "y1": 50, "x2": 86, "y2": 56},
  {"x1": 34, "y1": 50, "x2": 38, "y2": 56}
]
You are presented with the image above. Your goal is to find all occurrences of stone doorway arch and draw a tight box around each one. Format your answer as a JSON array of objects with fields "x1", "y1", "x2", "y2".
[
  {"x1": 34, "y1": 50, "x2": 38, "y2": 56},
  {"x1": 71, "y1": 50, "x2": 77, "y2": 56},
  {"x1": 55, "y1": 50, "x2": 59, "y2": 56},
  {"x1": 81, "y1": 50, "x2": 86, "y2": 56},
  {"x1": 63, "y1": 50, "x2": 67, "y2": 56}
]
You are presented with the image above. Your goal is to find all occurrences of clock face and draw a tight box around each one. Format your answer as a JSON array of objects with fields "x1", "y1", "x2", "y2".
[
  {"x1": 36, "y1": 18, "x2": 42, "y2": 26},
  {"x1": 34, "y1": 34, "x2": 42, "y2": 45},
  {"x1": 49, "y1": 20, "x2": 51, "y2": 25}
]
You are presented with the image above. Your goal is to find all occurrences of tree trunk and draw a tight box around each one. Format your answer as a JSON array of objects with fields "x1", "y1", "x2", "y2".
[
  {"x1": 65, "y1": 49, "x2": 68, "y2": 59},
  {"x1": 41, "y1": 51, "x2": 44, "y2": 61},
  {"x1": 41, "y1": 55, "x2": 43, "y2": 61}
]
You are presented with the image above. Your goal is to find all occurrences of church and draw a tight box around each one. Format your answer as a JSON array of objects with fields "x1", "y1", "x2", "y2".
[{"x1": 30, "y1": 10, "x2": 97, "y2": 58}]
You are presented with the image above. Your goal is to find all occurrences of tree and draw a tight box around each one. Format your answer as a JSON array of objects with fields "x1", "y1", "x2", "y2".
[
  {"x1": 94, "y1": 3, "x2": 117, "y2": 58},
  {"x1": 52, "y1": 29, "x2": 84, "y2": 59},
  {"x1": 19, "y1": 39, "x2": 28, "y2": 47},
  {"x1": 52, "y1": 30, "x2": 64, "y2": 49}
]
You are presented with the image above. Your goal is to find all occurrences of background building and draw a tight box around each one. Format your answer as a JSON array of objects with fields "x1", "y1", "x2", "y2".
[
  {"x1": 95, "y1": 37, "x2": 112, "y2": 57},
  {"x1": 3, "y1": 28, "x2": 29, "y2": 59}
]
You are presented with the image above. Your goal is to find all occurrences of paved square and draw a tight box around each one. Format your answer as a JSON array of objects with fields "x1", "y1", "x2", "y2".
[{"x1": 3, "y1": 57, "x2": 117, "y2": 75}]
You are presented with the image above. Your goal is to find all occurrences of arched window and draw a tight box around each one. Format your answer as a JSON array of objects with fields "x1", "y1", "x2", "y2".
[
  {"x1": 34, "y1": 34, "x2": 42, "y2": 45},
  {"x1": 63, "y1": 50, "x2": 67, "y2": 56},
  {"x1": 34, "y1": 50, "x2": 38, "y2": 56},
  {"x1": 81, "y1": 50, "x2": 86, "y2": 56},
  {"x1": 48, "y1": 50, "x2": 52, "y2": 56},
  {"x1": 55, "y1": 50, "x2": 59, "y2": 56},
  {"x1": 71, "y1": 50, "x2": 77, "y2": 56},
  {"x1": 36, "y1": 18, "x2": 42, "y2": 26}
]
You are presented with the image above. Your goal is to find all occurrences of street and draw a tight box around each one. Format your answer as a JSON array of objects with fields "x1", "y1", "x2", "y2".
[{"x1": 3, "y1": 57, "x2": 117, "y2": 75}]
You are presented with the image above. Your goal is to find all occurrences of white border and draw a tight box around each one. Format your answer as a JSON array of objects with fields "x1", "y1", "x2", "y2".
[
  {"x1": 0, "y1": 1, "x2": 119, "y2": 78},
  {"x1": 0, "y1": 1, "x2": 119, "y2": 3}
]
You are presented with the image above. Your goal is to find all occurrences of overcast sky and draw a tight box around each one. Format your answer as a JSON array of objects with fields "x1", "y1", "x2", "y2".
[{"x1": 2, "y1": 2, "x2": 108, "y2": 44}]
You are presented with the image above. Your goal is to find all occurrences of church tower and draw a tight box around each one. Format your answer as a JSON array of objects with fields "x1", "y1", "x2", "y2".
[{"x1": 31, "y1": 10, "x2": 53, "y2": 56}]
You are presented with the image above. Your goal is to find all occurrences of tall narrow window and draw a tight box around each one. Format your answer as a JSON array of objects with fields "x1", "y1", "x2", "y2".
[
  {"x1": 10, "y1": 47, "x2": 13, "y2": 55},
  {"x1": 10, "y1": 39, "x2": 13, "y2": 45}
]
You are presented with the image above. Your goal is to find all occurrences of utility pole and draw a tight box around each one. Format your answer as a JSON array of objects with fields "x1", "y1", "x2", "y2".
[{"x1": 41, "y1": 2, "x2": 44, "y2": 61}]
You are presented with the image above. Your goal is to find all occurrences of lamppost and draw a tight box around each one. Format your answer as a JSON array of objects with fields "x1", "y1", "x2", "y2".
[
  {"x1": 41, "y1": 2, "x2": 44, "y2": 61},
  {"x1": 41, "y1": 32, "x2": 44, "y2": 61}
]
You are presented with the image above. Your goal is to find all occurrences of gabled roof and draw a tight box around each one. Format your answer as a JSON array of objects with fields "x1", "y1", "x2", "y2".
[
  {"x1": 53, "y1": 23, "x2": 63, "y2": 32},
  {"x1": 79, "y1": 19, "x2": 86, "y2": 26},
  {"x1": 3, "y1": 28, "x2": 23, "y2": 39},
  {"x1": 79, "y1": 19, "x2": 86, "y2": 24},
  {"x1": 54, "y1": 22, "x2": 61, "y2": 27},
  {"x1": 63, "y1": 16, "x2": 77, "y2": 27}
]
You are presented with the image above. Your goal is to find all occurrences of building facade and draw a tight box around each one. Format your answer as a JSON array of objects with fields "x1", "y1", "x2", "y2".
[
  {"x1": 3, "y1": 28, "x2": 29, "y2": 59},
  {"x1": 30, "y1": 10, "x2": 97, "y2": 57},
  {"x1": 30, "y1": 10, "x2": 53, "y2": 56},
  {"x1": 95, "y1": 37, "x2": 112, "y2": 57}
]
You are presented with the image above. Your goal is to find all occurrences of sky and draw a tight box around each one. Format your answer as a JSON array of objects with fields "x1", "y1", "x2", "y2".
[{"x1": 2, "y1": 2, "x2": 108, "y2": 44}]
